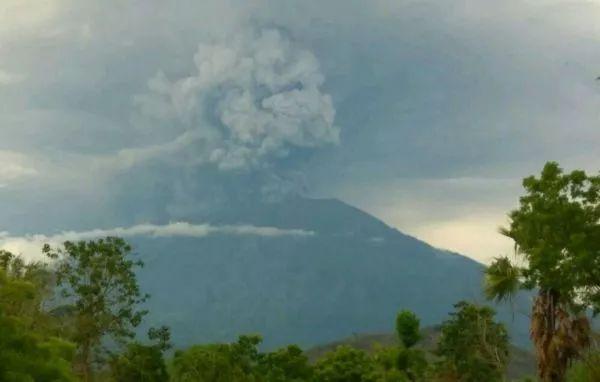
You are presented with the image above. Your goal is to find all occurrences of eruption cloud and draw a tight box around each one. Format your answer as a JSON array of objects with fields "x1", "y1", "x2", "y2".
[{"x1": 131, "y1": 28, "x2": 339, "y2": 171}]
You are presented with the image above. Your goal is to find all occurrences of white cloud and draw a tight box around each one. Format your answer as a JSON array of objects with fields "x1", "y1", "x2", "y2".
[
  {"x1": 0, "y1": 222, "x2": 315, "y2": 262},
  {"x1": 0, "y1": 163, "x2": 36, "y2": 180},
  {"x1": 0, "y1": 150, "x2": 37, "y2": 183},
  {"x1": 132, "y1": 28, "x2": 339, "y2": 171},
  {"x1": 0, "y1": 0, "x2": 62, "y2": 41},
  {"x1": 0, "y1": 70, "x2": 26, "y2": 85}
]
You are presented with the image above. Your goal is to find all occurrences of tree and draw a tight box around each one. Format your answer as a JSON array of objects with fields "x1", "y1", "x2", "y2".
[
  {"x1": 485, "y1": 162, "x2": 600, "y2": 382},
  {"x1": 0, "y1": 250, "x2": 56, "y2": 331},
  {"x1": 371, "y1": 346, "x2": 410, "y2": 382},
  {"x1": 171, "y1": 335, "x2": 261, "y2": 382},
  {"x1": 44, "y1": 237, "x2": 148, "y2": 381},
  {"x1": 109, "y1": 327, "x2": 171, "y2": 382},
  {"x1": 394, "y1": 310, "x2": 427, "y2": 381},
  {"x1": 396, "y1": 310, "x2": 421, "y2": 349},
  {"x1": 0, "y1": 253, "x2": 76, "y2": 381},
  {"x1": 313, "y1": 345, "x2": 376, "y2": 382},
  {"x1": 434, "y1": 301, "x2": 509, "y2": 382},
  {"x1": 256, "y1": 344, "x2": 313, "y2": 381},
  {"x1": 0, "y1": 312, "x2": 77, "y2": 382}
]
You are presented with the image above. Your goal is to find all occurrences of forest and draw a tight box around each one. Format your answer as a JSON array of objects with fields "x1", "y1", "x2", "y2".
[{"x1": 1, "y1": 162, "x2": 598, "y2": 382}]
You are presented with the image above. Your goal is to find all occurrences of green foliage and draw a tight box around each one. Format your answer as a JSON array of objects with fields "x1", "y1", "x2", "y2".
[
  {"x1": 171, "y1": 334, "x2": 315, "y2": 382},
  {"x1": 487, "y1": 162, "x2": 600, "y2": 313},
  {"x1": 369, "y1": 346, "x2": 409, "y2": 382},
  {"x1": 485, "y1": 162, "x2": 600, "y2": 381},
  {"x1": 0, "y1": 251, "x2": 56, "y2": 331},
  {"x1": 110, "y1": 343, "x2": 168, "y2": 382},
  {"x1": 566, "y1": 350, "x2": 600, "y2": 382},
  {"x1": 395, "y1": 310, "x2": 421, "y2": 348},
  {"x1": 109, "y1": 327, "x2": 171, "y2": 382},
  {"x1": 391, "y1": 310, "x2": 426, "y2": 381},
  {"x1": 313, "y1": 345, "x2": 376, "y2": 382},
  {"x1": 0, "y1": 253, "x2": 76, "y2": 382},
  {"x1": 0, "y1": 315, "x2": 76, "y2": 382},
  {"x1": 256, "y1": 344, "x2": 313, "y2": 381},
  {"x1": 148, "y1": 325, "x2": 172, "y2": 352},
  {"x1": 397, "y1": 348, "x2": 427, "y2": 381},
  {"x1": 484, "y1": 257, "x2": 521, "y2": 303},
  {"x1": 434, "y1": 301, "x2": 509, "y2": 382},
  {"x1": 170, "y1": 334, "x2": 261, "y2": 381},
  {"x1": 44, "y1": 237, "x2": 149, "y2": 379}
]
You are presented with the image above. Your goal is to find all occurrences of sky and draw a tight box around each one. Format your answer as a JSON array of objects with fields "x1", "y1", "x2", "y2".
[{"x1": 0, "y1": 0, "x2": 599, "y2": 263}]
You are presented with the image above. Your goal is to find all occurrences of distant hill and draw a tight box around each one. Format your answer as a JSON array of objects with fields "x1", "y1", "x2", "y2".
[
  {"x1": 305, "y1": 328, "x2": 536, "y2": 380},
  {"x1": 131, "y1": 197, "x2": 532, "y2": 349}
]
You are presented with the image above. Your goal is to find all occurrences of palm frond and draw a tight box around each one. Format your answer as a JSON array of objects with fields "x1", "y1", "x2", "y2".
[{"x1": 484, "y1": 257, "x2": 522, "y2": 303}]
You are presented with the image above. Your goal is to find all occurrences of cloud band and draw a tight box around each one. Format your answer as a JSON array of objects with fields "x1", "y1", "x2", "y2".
[{"x1": 0, "y1": 222, "x2": 315, "y2": 262}]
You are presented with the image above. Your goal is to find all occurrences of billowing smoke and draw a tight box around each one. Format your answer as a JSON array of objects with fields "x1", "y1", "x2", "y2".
[{"x1": 131, "y1": 28, "x2": 339, "y2": 171}]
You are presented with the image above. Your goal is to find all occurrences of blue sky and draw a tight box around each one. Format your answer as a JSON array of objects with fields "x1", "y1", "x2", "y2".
[{"x1": 0, "y1": 0, "x2": 599, "y2": 263}]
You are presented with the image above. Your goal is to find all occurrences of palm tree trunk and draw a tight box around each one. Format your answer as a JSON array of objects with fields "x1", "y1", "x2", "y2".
[
  {"x1": 531, "y1": 290, "x2": 560, "y2": 382},
  {"x1": 531, "y1": 290, "x2": 591, "y2": 382}
]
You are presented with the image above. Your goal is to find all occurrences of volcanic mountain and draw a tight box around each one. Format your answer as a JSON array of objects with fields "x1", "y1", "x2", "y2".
[{"x1": 131, "y1": 197, "x2": 531, "y2": 349}]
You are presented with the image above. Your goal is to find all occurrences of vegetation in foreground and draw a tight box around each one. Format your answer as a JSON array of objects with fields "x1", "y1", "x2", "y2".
[
  {"x1": 485, "y1": 162, "x2": 600, "y2": 382},
  {"x1": 0, "y1": 161, "x2": 598, "y2": 381}
]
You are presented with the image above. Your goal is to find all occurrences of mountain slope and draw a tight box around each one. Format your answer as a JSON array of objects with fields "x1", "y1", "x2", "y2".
[{"x1": 131, "y1": 197, "x2": 531, "y2": 349}]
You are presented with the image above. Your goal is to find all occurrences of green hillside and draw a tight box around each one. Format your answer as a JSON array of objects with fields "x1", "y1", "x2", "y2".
[{"x1": 305, "y1": 327, "x2": 536, "y2": 380}]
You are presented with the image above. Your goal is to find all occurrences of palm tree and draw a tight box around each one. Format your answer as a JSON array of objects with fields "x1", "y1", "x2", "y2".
[
  {"x1": 484, "y1": 162, "x2": 599, "y2": 382},
  {"x1": 485, "y1": 255, "x2": 591, "y2": 382}
]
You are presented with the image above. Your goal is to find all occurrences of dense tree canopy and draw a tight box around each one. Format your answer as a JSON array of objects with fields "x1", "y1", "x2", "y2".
[
  {"x1": 109, "y1": 326, "x2": 172, "y2": 382},
  {"x1": 434, "y1": 301, "x2": 509, "y2": 382},
  {"x1": 0, "y1": 252, "x2": 76, "y2": 382},
  {"x1": 312, "y1": 345, "x2": 376, "y2": 382},
  {"x1": 255, "y1": 344, "x2": 313, "y2": 381}
]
